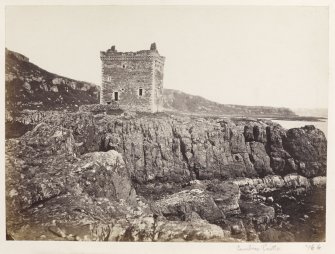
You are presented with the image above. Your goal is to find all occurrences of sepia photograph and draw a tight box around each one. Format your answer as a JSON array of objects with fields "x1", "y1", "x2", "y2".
[{"x1": 1, "y1": 1, "x2": 334, "y2": 253}]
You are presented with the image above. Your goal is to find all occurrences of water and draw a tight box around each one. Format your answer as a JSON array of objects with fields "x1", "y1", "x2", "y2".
[{"x1": 270, "y1": 119, "x2": 328, "y2": 138}]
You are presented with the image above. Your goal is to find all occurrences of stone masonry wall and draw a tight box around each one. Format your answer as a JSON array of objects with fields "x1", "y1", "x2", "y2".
[
  {"x1": 100, "y1": 45, "x2": 165, "y2": 113},
  {"x1": 101, "y1": 57, "x2": 152, "y2": 112},
  {"x1": 153, "y1": 61, "x2": 164, "y2": 112}
]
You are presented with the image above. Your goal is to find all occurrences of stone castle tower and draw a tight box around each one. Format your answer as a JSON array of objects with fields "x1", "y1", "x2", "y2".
[{"x1": 100, "y1": 43, "x2": 165, "y2": 112}]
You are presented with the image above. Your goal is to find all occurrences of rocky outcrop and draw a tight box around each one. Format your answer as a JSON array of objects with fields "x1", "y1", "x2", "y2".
[
  {"x1": 7, "y1": 120, "x2": 238, "y2": 242},
  {"x1": 283, "y1": 125, "x2": 327, "y2": 177},
  {"x1": 6, "y1": 112, "x2": 327, "y2": 182},
  {"x1": 6, "y1": 123, "x2": 136, "y2": 239},
  {"x1": 5, "y1": 111, "x2": 327, "y2": 242},
  {"x1": 96, "y1": 116, "x2": 243, "y2": 183},
  {"x1": 96, "y1": 115, "x2": 326, "y2": 182}
]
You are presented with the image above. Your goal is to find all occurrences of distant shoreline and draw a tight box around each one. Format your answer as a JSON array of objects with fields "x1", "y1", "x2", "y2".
[{"x1": 263, "y1": 116, "x2": 327, "y2": 122}]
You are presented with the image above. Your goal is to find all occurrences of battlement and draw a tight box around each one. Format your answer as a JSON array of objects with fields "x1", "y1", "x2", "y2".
[{"x1": 100, "y1": 43, "x2": 165, "y2": 63}]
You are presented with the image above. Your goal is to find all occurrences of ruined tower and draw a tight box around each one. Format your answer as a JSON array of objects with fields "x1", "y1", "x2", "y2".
[{"x1": 100, "y1": 43, "x2": 165, "y2": 112}]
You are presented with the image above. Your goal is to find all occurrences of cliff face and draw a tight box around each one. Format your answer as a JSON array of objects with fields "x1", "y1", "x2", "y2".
[
  {"x1": 96, "y1": 115, "x2": 325, "y2": 183},
  {"x1": 5, "y1": 49, "x2": 100, "y2": 111},
  {"x1": 7, "y1": 111, "x2": 327, "y2": 183}
]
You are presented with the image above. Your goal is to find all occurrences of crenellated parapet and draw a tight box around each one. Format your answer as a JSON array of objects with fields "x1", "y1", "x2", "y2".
[{"x1": 100, "y1": 44, "x2": 165, "y2": 64}]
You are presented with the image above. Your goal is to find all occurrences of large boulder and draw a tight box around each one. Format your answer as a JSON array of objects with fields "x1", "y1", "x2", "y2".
[
  {"x1": 6, "y1": 122, "x2": 135, "y2": 209},
  {"x1": 6, "y1": 123, "x2": 77, "y2": 211},
  {"x1": 283, "y1": 125, "x2": 327, "y2": 177},
  {"x1": 154, "y1": 189, "x2": 225, "y2": 222},
  {"x1": 6, "y1": 122, "x2": 137, "y2": 240},
  {"x1": 72, "y1": 150, "x2": 136, "y2": 202},
  {"x1": 19, "y1": 122, "x2": 77, "y2": 157}
]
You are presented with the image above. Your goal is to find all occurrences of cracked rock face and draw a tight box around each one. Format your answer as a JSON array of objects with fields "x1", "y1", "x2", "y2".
[
  {"x1": 283, "y1": 125, "x2": 327, "y2": 177},
  {"x1": 7, "y1": 112, "x2": 327, "y2": 182},
  {"x1": 6, "y1": 123, "x2": 136, "y2": 239},
  {"x1": 94, "y1": 115, "x2": 326, "y2": 182},
  {"x1": 5, "y1": 112, "x2": 327, "y2": 242}
]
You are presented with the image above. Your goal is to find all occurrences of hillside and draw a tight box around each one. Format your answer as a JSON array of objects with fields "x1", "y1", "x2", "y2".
[
  {"x1": 163, "y1": 89, "x2": 296, "y2": 117},
  {"x1": 5, "y1": 49, "x2": 100, "y2": 111}
]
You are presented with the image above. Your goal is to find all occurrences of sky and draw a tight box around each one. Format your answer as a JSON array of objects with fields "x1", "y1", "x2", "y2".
[{"x1": 5, "y1": 5, "x2": 329, "y2": 109}]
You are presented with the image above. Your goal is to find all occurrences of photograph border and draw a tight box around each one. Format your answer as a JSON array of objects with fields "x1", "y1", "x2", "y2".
[{"x1": 1, "y1": 0, "x2": 334, "y2": 253}]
